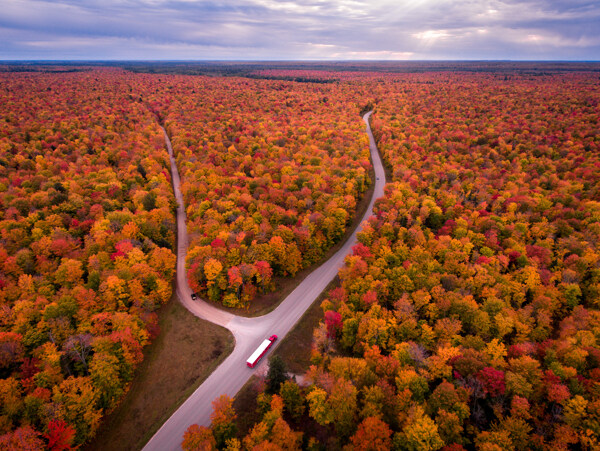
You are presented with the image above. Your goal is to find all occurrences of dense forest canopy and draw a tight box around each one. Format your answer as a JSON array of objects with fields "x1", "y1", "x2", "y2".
[
  {"x1": 0, "y1": 69, "x2": 178, "y2": 447},
  {"x1": 184, "y1": 68, "x2": 600, "y2": 450},
  {"x1": 158, "y1": 75, "x2": 371, "y2": 307},
  {"x1": 0, "y1": 62, "x2": 599, "y2": 450}
]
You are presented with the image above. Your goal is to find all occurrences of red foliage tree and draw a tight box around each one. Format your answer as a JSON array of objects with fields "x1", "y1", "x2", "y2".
[{"x1": 44, "y1": 420, "x2": 76, "y2": 451}]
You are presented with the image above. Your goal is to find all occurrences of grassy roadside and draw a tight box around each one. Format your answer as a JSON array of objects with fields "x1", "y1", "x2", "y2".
[
  {"x1": 85, "y1": 297, "x2": 234, "y2": 451},
  {"x1": 273, "y1": 275, "x2": 340, "y2": 373}
]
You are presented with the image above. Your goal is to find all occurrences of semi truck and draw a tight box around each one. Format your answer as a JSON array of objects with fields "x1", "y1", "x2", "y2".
[{"x1": 246, "y1": 335, "x2": 277, "y2": 368}]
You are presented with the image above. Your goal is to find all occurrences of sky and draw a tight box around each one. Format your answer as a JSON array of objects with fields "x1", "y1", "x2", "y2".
[{"x1": 1, "y1": 0, "x2": 599, "y2": 61}]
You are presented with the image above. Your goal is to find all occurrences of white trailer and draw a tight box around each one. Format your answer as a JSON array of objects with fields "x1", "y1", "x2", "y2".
[{"x1": 246, "y1": 335, "x2": 277, "y2": 368}]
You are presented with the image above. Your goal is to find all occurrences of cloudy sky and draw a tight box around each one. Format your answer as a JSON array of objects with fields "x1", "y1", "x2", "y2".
[{"x1": 1, "y1": 0, "x2": 599, "y2": 60}]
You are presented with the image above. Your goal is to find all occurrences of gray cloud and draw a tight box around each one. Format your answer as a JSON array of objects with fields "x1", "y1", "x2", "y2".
[{"x1": 0, "y1": 0, "x2": 598, "y2": 59}]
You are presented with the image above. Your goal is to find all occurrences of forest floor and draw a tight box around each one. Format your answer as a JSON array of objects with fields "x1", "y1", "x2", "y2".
[{"x1": 85, "y1": 296, "x2": 233, "y2": 451}]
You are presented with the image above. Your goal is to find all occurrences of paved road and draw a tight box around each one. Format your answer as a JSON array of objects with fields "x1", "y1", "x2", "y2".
[{"x1": 144, "y1": 111, "x2": 385, "y2": 451}]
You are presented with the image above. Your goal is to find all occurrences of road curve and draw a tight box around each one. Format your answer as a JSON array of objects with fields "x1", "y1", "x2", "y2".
[{"x1": 144, "y1": 111, "x2": 385, "y2": 451}]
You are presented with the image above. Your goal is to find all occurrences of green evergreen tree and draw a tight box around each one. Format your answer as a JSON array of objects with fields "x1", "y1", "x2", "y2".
[{"x1": 266, "y1": 355, "x2": 288, "y2": 394}]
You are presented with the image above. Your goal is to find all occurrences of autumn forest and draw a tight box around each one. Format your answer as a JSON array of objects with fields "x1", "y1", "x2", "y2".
[{"x1": 1, "y1": 63, "x2": 599, "y2": 450}]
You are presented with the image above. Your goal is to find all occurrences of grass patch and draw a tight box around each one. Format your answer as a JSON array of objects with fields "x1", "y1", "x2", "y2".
[
  {"x1": 85, "y1": 297, "x2": 234, "y2": 451},
  {"x1": 232, "y1": 375, "x2": 263, "y2": 439},
  {"x1": 273, "y1": 276, "x2": 339, "y2": 373}
]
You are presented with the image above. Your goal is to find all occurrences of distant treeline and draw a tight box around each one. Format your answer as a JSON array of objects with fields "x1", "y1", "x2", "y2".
[
  {"x1": 0, "y1": 65, "x2": 90, "y2": 73},
  {"x1": 2, "y1": 61, "x2": 598, "y2": 77},
  {"x1": 119, "y1": 61, "x2": 600, "y2": 76},
  {"x1": 244, "y1": 74, "x2": 338, "y2": 83}
]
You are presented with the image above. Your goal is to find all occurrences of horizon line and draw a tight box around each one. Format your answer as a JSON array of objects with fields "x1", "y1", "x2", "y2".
[{"x1": 2, "y1": 59, "x2": 600, "y2": 63}]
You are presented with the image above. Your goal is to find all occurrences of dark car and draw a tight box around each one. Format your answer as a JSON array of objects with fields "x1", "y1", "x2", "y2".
[{"x1": 191, "y1": 293, "x2": 197, "y2": 300}]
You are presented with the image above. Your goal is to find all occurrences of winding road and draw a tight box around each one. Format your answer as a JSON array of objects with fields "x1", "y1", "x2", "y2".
[{"x1": 143, "y1": 111, "x2": 385, "y2": 451}]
